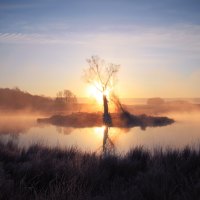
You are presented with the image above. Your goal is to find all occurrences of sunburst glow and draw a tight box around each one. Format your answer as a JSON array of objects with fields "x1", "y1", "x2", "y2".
[{"x1": 87, "y1": 81, "x2": 112, "y2": 105}]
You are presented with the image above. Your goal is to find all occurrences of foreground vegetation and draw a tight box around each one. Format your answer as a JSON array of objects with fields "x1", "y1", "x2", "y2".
[{"x1": 0, "y1": 142, "x2": 200, "y2": 200}]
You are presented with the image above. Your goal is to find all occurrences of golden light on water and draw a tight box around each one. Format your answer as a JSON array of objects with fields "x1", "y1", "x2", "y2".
[{"x1": 93, "y1": 126, "x2": 106, "y2": 138}]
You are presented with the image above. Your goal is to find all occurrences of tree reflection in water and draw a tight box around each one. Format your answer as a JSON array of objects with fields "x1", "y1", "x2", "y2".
[{"x1": 102, "y1": 126, "x2": 115, "y2": 157}]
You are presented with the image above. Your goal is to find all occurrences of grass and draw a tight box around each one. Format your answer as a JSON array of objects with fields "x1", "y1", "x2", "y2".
[{"x1": 0, "y1": 142, "x2": 200, "y2": 200}]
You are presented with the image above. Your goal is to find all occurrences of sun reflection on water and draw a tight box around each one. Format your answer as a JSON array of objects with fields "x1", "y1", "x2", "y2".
[{"x1": 94, "y1": 126, "x2": 106, "y2": 139}]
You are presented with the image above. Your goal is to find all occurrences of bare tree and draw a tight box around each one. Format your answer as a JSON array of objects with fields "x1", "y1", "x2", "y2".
[
  {"x1": 55, "y1": 90, "x2": 77, "y2": 111},
  {"x1": 84, "y1": 55, "x2": 119, "y2": 124}
]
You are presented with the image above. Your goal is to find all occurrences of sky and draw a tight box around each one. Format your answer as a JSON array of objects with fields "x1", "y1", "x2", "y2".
[{"x1": 0, "y1": 0, "x2": 200, "y2": 98}]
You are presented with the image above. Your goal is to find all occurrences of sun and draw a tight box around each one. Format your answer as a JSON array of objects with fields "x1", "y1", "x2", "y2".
[
  {"x1": 87, "y1": 84, "x2": 103, "y2": 104},
  {"x1": 87, "y1": 81, "x2": 112, "y2": 105}
]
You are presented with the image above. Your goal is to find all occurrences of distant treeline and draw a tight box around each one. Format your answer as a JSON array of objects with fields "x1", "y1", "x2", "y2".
[
  {"x1": 126, "y1": 97, "x2": 200, "y2": 115},
  {"x1": 0, "y1": 88, "x2": 78, "y2": 114}
]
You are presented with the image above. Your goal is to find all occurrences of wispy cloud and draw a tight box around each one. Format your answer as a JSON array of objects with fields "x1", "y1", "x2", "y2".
[
  {"x1": 0, "y1": 24, "x2": 200, "y2": 55},
  {"x1": 0, "y1": 32, "x2": 86, "y2": 45},
  {"x1": 86, "y1": 24, "x2": 200, "y2": 56}
]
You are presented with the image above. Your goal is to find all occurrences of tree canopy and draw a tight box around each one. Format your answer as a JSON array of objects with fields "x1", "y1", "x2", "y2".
[{"x1": 84, "y1": 55, "x2": 120, "y2": 94}]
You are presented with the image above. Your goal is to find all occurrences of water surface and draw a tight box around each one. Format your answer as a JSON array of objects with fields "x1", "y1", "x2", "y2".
[{"x1": 1, "y1": 112, "x2": 200, "y2": 154}]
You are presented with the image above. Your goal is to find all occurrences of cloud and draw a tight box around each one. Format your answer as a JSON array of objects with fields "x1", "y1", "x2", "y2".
[
  {"x1": 0, "y1": 23, "x2": 200, "y2": 49},
  {"x1": 89, "y1": 24, "x2": 200, "y2": 52},
  {"x1": 0, "y1": 24, "x2": 200, "y2": 60},
  {"x1": 0, "y1": 32, "x2": 86, "y2": 45}
]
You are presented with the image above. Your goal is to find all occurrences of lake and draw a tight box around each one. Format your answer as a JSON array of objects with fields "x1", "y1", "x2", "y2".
[{"x1": 1, "y1": 112, "x2": 200, "y2": 154}]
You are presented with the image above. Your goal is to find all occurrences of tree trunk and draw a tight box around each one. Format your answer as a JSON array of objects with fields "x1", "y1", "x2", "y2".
[
  {"x1": 103, "y1": 94, "x2": 109, "y2": 115},
  {"x1": 103, "y1": 94, "x2": 112, "y2": 125}
]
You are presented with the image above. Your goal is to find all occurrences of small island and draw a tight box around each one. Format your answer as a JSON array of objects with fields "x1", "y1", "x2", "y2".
[{"x1": 37, "y1": 112, "x2": 174, "y2": 129}]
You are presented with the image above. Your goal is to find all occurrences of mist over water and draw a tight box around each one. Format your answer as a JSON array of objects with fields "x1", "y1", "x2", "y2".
[{"x1": 1, "y1": 110, "x2": 200, "y2": 154}]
